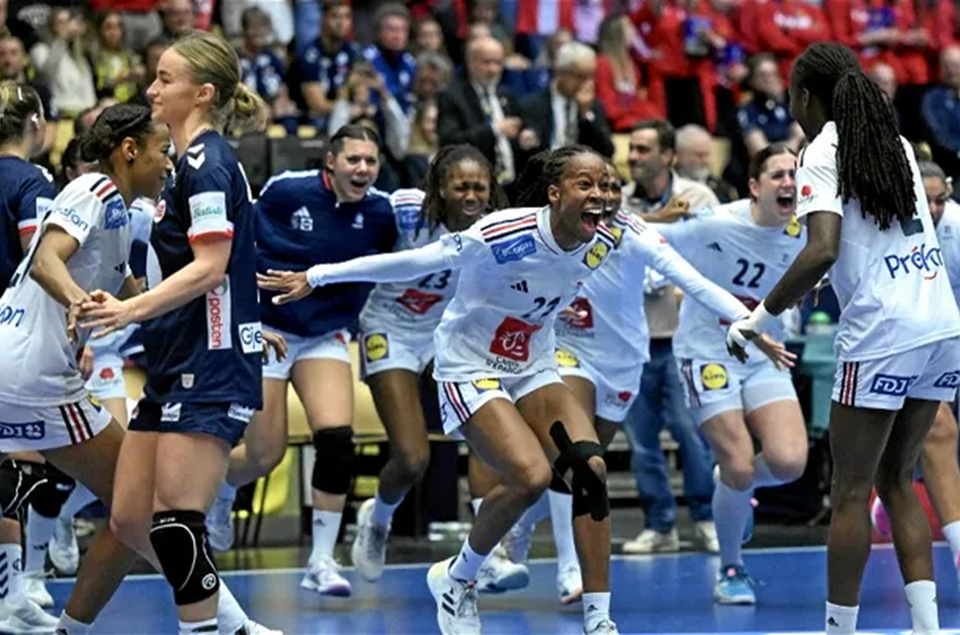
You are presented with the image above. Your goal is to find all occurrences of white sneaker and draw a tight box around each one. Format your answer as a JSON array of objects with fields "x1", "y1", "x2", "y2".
[
  {"x1": 48, "y1": 518, "x2": 78, "y2": 575},
  {"x1": 584, "y1": 619, "x2": 619, "y2": 634},
  {"x1": 501, "y1": 521, "x2": 533, "y2": 565},
  {"x1": 22, "y1": 573, "x2": 52, "y2": 609},
  {"x1": 476, "y1": 545, "x2": 529, "y2": 594},
  {"x1": 622, "y1": 528, "x2": 680, "y2": 554},
  {"x1": 234, "y1": 621, "x2": 284, "y2": 635},
  {"x1": 694, "y1": 521, "x2": 720, "y2": 554},
  {"x1": 0, "y1": 595, "x2": 60, "y2": 633},
  {"x1": 300, "y1": 554, "x2": 352, "y2": 597},
  {"x1": 351, "y1": 498, "x2": 389, "y2": 582},
  {"x1": 206, "y1": 486, "x2": 237, "y2": 553},
  {"x1": 427, "y1": 557, "x2": 481, "y2": 635},
  {"x1": 557, "y1": 562, "x2": 583, "y2": 605}
]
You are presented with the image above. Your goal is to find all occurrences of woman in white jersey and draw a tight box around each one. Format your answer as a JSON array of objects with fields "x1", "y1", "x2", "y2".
[
  {"x1": 0, "y1": 103, "x2": 174, "y2": 634},
  {"x1": 655, "y1": 144, "x2": 808, "y2": 605},
  {"x1": 727, "y1": 42, "x2": 960, "y2": 635},
  {"x1": 262, "y1": 146, "x2": 624, "y2": 635},
  {"x1": 351, "y1": 145, "x2": 509, "y2": 579}
]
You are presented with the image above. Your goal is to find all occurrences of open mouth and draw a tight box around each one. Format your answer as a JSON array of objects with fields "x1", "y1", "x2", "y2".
[
  {"x1": 776, "y1": 193, "x2": 796, "y2": 214},
  {"x1": 580, "y1": 208, "x2": 602, "y2": 233},
  {"x1": 460, "y1": 201, "x2": 484, "y2": 217}
]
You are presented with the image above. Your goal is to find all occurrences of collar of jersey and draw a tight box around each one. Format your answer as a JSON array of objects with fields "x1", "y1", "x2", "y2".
[{"x1": 537, "y1": 205, "x2": 588, "y2": 256}]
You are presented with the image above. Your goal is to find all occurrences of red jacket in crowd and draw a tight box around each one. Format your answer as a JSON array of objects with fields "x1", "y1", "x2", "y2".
[{"x1": 752, "y1": 0, "x2": 830, "y2": 81}]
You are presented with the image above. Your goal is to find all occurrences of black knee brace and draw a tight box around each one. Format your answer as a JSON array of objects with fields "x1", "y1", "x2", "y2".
[
  {"x1": 550, "y1": 422, "x2": 609, "y2": 521},
  {"x1": 150, "y1": 510, "x2": 220, "y2": 605},
  {"x1": 29, "y1": 463, "x2": 76, "y2": 518},
  {"x1": 311, "y1": 426, "x2": 355, "y2": 495},
  {"x1": 0, "y1": 460, "x2": 49, "y2": 518},
  {"x1": 549, "y1": 470, "x2": 571, "y2": 494}
]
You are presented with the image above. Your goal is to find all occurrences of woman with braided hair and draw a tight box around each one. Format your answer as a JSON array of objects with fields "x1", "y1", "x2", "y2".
[{"x1": 727, "y1": 42, "x2": 960, "y2": 633}]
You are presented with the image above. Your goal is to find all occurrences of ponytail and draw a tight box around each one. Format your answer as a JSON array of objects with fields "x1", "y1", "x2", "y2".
[{"x1": 228, "y1": 83, "x2": 268, "y2": 136}]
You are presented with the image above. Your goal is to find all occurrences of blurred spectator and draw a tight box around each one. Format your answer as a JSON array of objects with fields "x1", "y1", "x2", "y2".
[
  {"x1": 92, "y1": 11, "x2": 143, "y2": 103},
  {"x1": 922, "y1": 45, "x2": 960, "y2": 181},
  {"x1": 0, "y1": 35, "x2": 56, "y2": 152},
  {"x1": 30, "y1": 7, "x2": 96, "y2": 117},
  {"x1": 87, "y1": 0, "x2": 163, "y2": 53},
  {"x1": 237, "y1": 7, "x2": 297, "y2": 123},
  {"x1": 595, "y1": 14, "x2": 664, "y2": 133},
  {"x1": 128, "y1": 35, "x2": 168, "y2": 108},
  {"x1": 404, "y1": 99, "x2": 438, "y2": 186},
  {"x1": 297, "y1": 0, "x2": 358, "y2": 123},
  {"x1": 675, "y1": 124, "x2": 738, "y2": 203},
  {"x1": 160, "y1": 0, "x2": 194, "y2": 39},
  {"x1": 412, "y1": 50, "x2": 452, "y2": 104},
  {"x1": 437, "y1": 35, "x2": 535, "y2": 186},
  {"x1": 754, "y1": 0, "x2": 828, "y2": 82},
  {"x1": 468, "y1": 0, "x2": 514, "y2": 54},
  {"x1": 520, "y1": 41, "x2": 614, "y2": 157},
  {"x1": 362, "y1": 3, "x2": 417, "y2": 116},
  {"x1": 736, "y1": 54, "x2": 803, "y2": 158},
  {"x1": 502, "y1": 27, "x2": 571, "y2": 97},
  {"x1": 74, "y1": 101, "x2": 113, "y2": 135},
  {"x1": 869, "y1": 60, "x2": 898, "y2": 103},
  {"x1": 222, "y1": 0, "x2": 295, "y2": 45},
  {"x1": 413, "y1": 16, "x2": 444, "y2": 54}
]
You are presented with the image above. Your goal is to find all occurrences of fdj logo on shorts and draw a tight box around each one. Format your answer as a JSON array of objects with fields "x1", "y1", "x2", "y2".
[
  {"x1": 870, "y1": 373, "x2": 917, "y2": 396},
  {"x1": 491, "y1": 235, "x2": 536, "y2": 264},
  {"x1": 490, "y1": 317, "x2": 541, "y2": 362},
  {"x1": 884, "y1": 244, "x2": 943, "y2": 280},
  {"x1": 700, "y1": 364, "x2": 729, "y2": 391},
  {"x1": 0, "y1": 421, "x2": 44, "y2": 440},
  {"x1": 935, "y1": 370, "x2": 960, "y2": 389},
  {"x1": 364, "y1": 333, "x2": 389, "y2": 362}
]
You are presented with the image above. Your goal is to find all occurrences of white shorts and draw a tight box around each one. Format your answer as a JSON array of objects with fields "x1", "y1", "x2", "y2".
[
  {"x1": 262, "y1": 328, "x2": 351, "y2": 381},
  {"x1": 555, "y1": 348, "x2": 639, "y2": 424},
  {"x1": 85, "y1": 353, "x2": 126, "y2": 401},
  {"x1": 677, "y1": 357, "x2": 798, "y2": 425},
  {"x1": 360, "y1": 329, "x2": 434, "y2": 379},
  {"x1": 833, "y1": 338, "x2": 960, "y2": 410},
  {"x1": 0, "y1": 395, "x2": 113, "y2": 452},
  {"x1": 437, "y1": 369, "x2": 564, "y2": 437}
]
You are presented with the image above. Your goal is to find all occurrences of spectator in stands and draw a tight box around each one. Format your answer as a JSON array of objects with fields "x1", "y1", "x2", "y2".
[
  {"x1": 736, "y1": 54, "x2": 803, "y2": 158},
  {"x1": 237, "y1": 7, "x2": 297, "y2": 124},
  {"x1": 922, "y1": 45, "x2": 960, "y2": 181},
  {"x1": 0, "y1": 35, "x2": 57, "y2": 153},
  {"x1": 362, "y1": 3, "x2": 417, "y2": 116},
  {"x1": 437, "y1": 36, "x2": 535, "y2": 187},
  {"x1": 30, "y1": 8, "x2": 96, "y2": 117},
  {"x1": 403, "y1": 99, "x2": 438, "y2": 185},
  {"x1": 160, "y1": 0, "x2": 194, "y2": 38},
  {"x1": 620, "y1": 119, "x2": 720, "y2": 555},
  {"x1": 675, "y1": 124, "x2": 739, "y2": 203},
  {"x1": 413, "y1": 16, "x2": 444, "y2": 54},
  {"x1": 520, "y1": 42, "x2": 614, "y2": 157},
  {"x1": 755, "y1": 0, "x2": 828, "y2": 82},
  {"x1": 298, "y1": 0, "x2": 359, "y2": 124},
  {"x1": 88, "y1": 0, "x2": 163, "y2": 53},
  {"x1": 595, "y1": 14, "x2": 664, "y2": 133},
  {"x1": 502, "y1": 27, "x2": 572, "y2": 98},
  {"x1": 128, "y1": 35, "x2": 168, "y2": 108},
  {"x1": 91, "y1": 11, "x2": 143, "y2": 103},
  {"x1": 412, "y1": 50, "x2": 452, "y2": 104},
  {"x1": 222, "y1": 0, "x2": 295, "y2": 46},
  {"x1": 870, "y1": 60, "x2": 898, "y2": 103}
]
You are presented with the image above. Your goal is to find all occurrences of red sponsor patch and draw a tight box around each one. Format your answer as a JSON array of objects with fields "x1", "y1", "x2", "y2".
[
  {"x1": 100, "y1": 367, "x2": 115, "y2": 380},
  {"x1": 490, "y1": 317, "x2": 541, "y2": 362},
  {"x1": 568, "y1": 297, "x2": 594, "y2": 329},
  {"x1": 334, "y1": 332, "x2": 347, "y2": 345},
  {"x1": 800, "y1": 184, "x2": 812, "y2": 198},
  {"x1": 397, "y1": 288, "x2": 443, "y2": 315},
  {"x1": 618, "y1": 391, "x2": 632, "y2": 402},
  {"x1": 719, "y1": 295, "x2": 760, "y2": 326}
]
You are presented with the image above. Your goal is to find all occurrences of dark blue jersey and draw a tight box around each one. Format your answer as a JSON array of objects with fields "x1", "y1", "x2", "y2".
[
  {"x1": 239, "y1": 49, "x2": 286, "y2": 103},
  {"x1": 300, "y1": 39, "x2": 359, "y2": 102},
  {"x1": 361, "y1": 44, "x2": 417, "y2": 115},
  {"x1": 142, "y1": 131, "x2": 263, "y2": 408},
  {"x1": 0, "y1": 156, "x2": 55, "y2": 290},
  {"x1": 256, "y1": 170, "x2": 397, "y2": 337}
]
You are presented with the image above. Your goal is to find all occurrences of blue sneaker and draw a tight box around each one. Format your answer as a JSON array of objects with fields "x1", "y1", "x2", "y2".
[{"x1": 714, "y1": 564, "x2": 757, "y2": 605}]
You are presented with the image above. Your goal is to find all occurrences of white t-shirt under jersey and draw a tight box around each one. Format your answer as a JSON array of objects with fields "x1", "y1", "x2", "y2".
[
  {"x1": 0, "y1": 174, "x2": 132, "y2": 406},
  {"x1": 796, "y1": 121, "x2": 960, "y2": 361}
]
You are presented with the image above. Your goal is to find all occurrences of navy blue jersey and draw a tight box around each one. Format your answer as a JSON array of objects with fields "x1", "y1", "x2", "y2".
[
  {"x1": 361, "y1": 44, "x2": 417, "y2": 115},
  {"x1": 239, "y1": 49, "x2": 286, "y2": 103},
  {"x1": 142, "y1": 131, "x2": 263, "y2": 408},
  {"x1": 0, "y1": 156, "x2": 55, "y2": 290},
  {"x1": 256, "y1": 170, "x2": 397, "y2": 337},
  {"x1": 300, "y1": 39, "x2": 359, "y2": 102}
]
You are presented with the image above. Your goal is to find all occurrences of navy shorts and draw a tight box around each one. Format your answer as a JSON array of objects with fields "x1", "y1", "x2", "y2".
[{"x1": 128, "y1": 400, "x2": 255, "y2": 446}]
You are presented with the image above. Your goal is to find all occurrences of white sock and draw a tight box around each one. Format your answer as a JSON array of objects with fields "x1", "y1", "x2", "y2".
[
  {"x1": 825, "y1": 602, "x2": 858, "y2": 634},
  {"x1": 548, "y1": 490, "x2": 578, "y2": 570},
  {"x1": 582, "y1": 591, "x2": 611, "y2": 632},
  {"x1": 0, "y1": 544, "x2": 24, "y2": 601},
  {"x1": 751, "y1": 454, "x2": 786, "y2": 489},
  {"x1": 470, "y1": 498, "x2": 482, "y2": 516},
  {"x1": 519, "y1": 492, "x2": 550, "y2": 527},
  {"x1": 712, "y1": 480, "x2": 753, "y2": 566},
  {"x1": 905, "y1": 580, "x2": 940, "y2": 633},
  {"x1": 216, "y1": 581, "x2": 247, "y2": 634},
  {"x1": 370, "y1": 492, "x2": 402, "y2": 529},
  {"x1": 25, "y1": 507, "x2": 56, "y2": 575},
  {"x1": 57, "y1": 612, "x2": 92, "y2": 635},
  {"x1": 59, "y1": 485, "x2": 97, "y2": 520},
  {"x1": 310, "y1": 510, "x2": 343, "y2": 561},
  {"x1": 942, "y1": 521, "x2": 960, "y2": 572},
  {"x1": 179, "y1": 617, "x2": 218, "y2": 634},
  {"x1": 448, "y1": 539, "x2": 487, "y2": 582}
]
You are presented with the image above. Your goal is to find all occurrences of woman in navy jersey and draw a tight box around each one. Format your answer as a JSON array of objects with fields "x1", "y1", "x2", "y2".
[{"x1": 80, "y1": 32, "x2": 279, "y2": 635}]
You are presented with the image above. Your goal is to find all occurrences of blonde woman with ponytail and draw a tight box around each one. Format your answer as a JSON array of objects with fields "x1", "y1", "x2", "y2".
[{"x1": 78, "y1": 31, "x2": 280, "y2": 635}]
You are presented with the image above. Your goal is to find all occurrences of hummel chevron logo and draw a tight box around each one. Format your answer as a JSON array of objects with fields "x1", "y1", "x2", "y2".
[
  {"x1": 708, "y1": 242, "x2": 722, "y2": 252},
  {"x1": 510, "y1": 280, "x2": 529, "y2": 293}
]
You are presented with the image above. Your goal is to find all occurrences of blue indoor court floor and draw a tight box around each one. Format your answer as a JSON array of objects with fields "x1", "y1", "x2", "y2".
[{"x1": 44, "y1": 544, "x2": 960, "y2": 634}]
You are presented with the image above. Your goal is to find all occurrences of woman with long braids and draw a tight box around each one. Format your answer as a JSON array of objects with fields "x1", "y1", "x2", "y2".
[{"x1": 727, "y1": 42, "x2": 960, "y2": 634}]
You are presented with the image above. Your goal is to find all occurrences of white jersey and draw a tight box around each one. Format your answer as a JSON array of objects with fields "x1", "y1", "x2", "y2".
[
  {"x1": 796, "y1": 122, "x2": 960, "y2": 361},
  {"x1": 359, "y1": 189, "x2": 460, "y2": 337},
  {"x1": 657, "y1": 199, "x2": 807, "y2": 361},
  {"x1": 0, "y1": 174, "x2": 132, "y2": 406},
  {"x1": 556, "y1": 211, "x2": 749, "y2": 378},
  {"x1": 936, "y1": 199, "x2": 960, "y2": 311}
]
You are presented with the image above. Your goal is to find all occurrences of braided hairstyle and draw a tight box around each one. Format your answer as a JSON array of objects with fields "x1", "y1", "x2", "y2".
[
  {"x1": 515, "y1": 145, "x2": 599, "y2": 207},
  {"x1": 78, "y1": 103, "x2": 155, "y2": 164},
  {"x1": 792, "y1": 43, "x2": 915, "y2": 231},
  {"x1": 419, "y1": 144, "x2": 507, "y2": 235}
]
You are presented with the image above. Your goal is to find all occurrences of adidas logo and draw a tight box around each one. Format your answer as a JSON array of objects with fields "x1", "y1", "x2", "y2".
[
  {"x1": 441, "y1": 591, "x2": 455, "y2": 617},
  {"x1": 708, "y1": 242, "x2": 722, "y2": 252},
  {"x1": 827, "y1": 617, "x2": 839, "y2": 627},
  {"x1": 587, "y1": 604, "x2": 598, "y2": 613},
  {"x1": 510, "y1": 280, "x2": 529, "y2": 293}
]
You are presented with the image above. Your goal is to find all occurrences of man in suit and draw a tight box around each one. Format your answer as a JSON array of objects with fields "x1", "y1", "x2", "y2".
[
  {"x1": 437, "y1": 35, "x2": 536, "y2": 185},
  {"x1": 520, "y1": 41, "x2": 614, "y2": 158}
]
